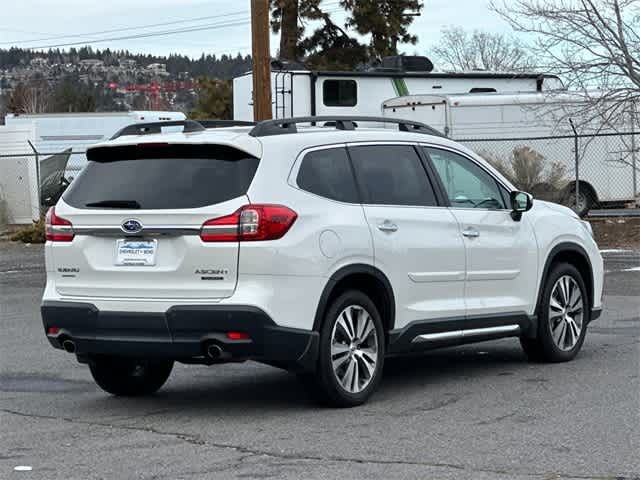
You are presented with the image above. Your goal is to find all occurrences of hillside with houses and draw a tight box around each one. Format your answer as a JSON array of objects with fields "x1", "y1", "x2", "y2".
[{"x1": 0, "y1": 47, "x2": 251, "y2": 115}]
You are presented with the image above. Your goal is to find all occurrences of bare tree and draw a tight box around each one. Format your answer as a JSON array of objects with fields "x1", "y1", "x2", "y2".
[
  {"x1": 490, "y1": 0, "x2": 640, "y2": 130},
  {"x1": 7, "y1": 80, "x2": 50, "y2": 114},
  {"x1": 431, "y1": 27, "x2": 533, "y2": 72}
]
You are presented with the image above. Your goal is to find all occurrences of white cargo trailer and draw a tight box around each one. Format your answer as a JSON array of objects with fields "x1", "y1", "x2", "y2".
[
  {"x1": 233, "y1": 57, "x2": 564, "y2": 121},
  {"x1": 382, "y1": 92, "x2": 639, "y2": 211}
]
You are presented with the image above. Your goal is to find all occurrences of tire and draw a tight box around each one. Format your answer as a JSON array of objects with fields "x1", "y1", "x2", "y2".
[
  {"x1": 563, "y1": 185, "x2": 595, "y2": 218},
  {"x1": 304, "y1": 290, "x2": 385, "y2": 407},
  {"x1": 520, "y1": 263, "x2": 590, "y2": 363},
  {"x1": 89, "y1": 356, "x2": 174, "y2": 396}
]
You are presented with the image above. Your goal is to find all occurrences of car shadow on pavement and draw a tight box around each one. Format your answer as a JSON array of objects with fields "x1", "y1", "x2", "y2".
[{"x1": 73, "y1": 341, "x2": 557, "y2": 417}]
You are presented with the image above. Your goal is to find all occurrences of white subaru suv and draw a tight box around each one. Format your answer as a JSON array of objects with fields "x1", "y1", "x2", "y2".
[{"x1": 41, "y1": 117, "x2": 603, "y2": 407}]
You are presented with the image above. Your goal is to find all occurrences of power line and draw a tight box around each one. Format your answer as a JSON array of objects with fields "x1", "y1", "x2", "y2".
[
  {"x1": 0, "y1": 10, "x2": 249, "y2": 46},
  {"x1": 18, "y1": 19, "x2": 252, "y2": 50},
  {"x1": 3, "y1": 2, "x2": 350, "y2": 52}
]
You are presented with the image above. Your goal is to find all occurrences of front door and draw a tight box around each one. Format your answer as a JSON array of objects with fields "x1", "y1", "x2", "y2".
[
  {"x1": 423, "y1": 146, "x2": 538, "y2": 317},
  {"x1": 347, "y1": 144, "x2": 467, "y2": 329}
]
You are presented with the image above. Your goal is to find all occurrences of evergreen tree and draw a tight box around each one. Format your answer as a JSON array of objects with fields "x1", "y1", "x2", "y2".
[
  {"x1": 50, "y1": 77, "x2": 96, "y2": 113},
  {"x1": 189, "y1": 77, "x2": 233, "y2": 120},
  {"x1": 341, "y1": 0, "x2": 423, "y2": 60},
  {"x1": 270, "y1": 0, "x2": 424, "y2": 69}
]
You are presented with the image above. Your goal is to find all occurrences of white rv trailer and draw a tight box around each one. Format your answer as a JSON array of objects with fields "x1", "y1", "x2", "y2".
[
  {"x1": 233, "y1": 58, "x2": 564, "y2": 121},
  {"x1": 382, "y1": 92, "x2": 639, "y2": 210},
  {"x1": 4, "y1": 111, "x2": 186, "y2": 179}
]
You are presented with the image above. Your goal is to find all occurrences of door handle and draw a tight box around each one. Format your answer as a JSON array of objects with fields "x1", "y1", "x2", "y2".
[
  {"x1": 462, "y1": 227, "x2": 480, "y2": 238},
  {"x1": 377, "y1": 221, "x2": 398, "y2": 233}
]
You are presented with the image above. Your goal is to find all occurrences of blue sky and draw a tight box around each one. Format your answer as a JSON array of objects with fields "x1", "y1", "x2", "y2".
[{"x1": 0, "y1": 0, "x2": 513, "y2": 59}]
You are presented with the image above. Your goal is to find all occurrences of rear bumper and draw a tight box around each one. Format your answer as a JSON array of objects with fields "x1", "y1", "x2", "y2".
[{"x1": 41, "y1": 301, "x2": 318, "y2": 371}]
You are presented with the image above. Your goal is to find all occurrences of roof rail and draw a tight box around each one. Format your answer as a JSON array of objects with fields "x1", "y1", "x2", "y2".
[
  {"x1": 198, "y1": 119, "x2": 257, "y2": 129},
  {"x1": 248, "y1": 116, "x2": 444, "y2": 138},
  {"x1": 110, "y1": 120, "x2": 206, "y2": 140}
]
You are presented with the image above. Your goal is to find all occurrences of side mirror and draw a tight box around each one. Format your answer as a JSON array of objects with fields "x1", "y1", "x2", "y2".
[{"x1": 510, "y1": 191, "x2": 533, "y2": 221}]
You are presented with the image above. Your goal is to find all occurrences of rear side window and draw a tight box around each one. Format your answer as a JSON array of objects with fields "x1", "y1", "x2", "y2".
[
  {"x1": 349, "y1": 145, "x2": 438, "y2": 206},
  {"x1": 297, "y1": 148, "x2": 359, "y2": 203},
  {"x1": 323, "y1": 80, "x2": 358, "y2": 107},
  {"x1": 63, "y1": 144, "x2": 259, "y2": 209}
]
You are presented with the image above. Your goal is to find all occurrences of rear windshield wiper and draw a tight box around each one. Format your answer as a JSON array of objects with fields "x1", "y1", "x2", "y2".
[{"x1": 85, "y1": 200, "x2": 141, "y2": 209}]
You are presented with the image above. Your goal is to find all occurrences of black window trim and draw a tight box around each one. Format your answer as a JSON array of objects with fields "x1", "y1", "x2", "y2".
[
  {"x1": 420, "y1": 143, "x2": 515, "y2": 212},
  {"x1": 290, "y1": 144, "x2": 363, "y2": 205},
  {"x1": 345, "y1": 141, "x2": 445, "y2": 209},
  {"x1": 322, "y1": 79, "x2": 358, "y2": 108}
]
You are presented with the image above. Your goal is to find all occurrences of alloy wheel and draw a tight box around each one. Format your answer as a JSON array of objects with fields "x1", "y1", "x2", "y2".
[
  {"x1": 549, "y1": 275, "x2": 584, "y2": 351},
  {"x1": 330, "y1": 305, "x2": 379, "y2": 393}
]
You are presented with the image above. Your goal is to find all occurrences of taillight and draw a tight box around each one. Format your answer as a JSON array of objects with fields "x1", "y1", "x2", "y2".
[
  {"x1": 45, "y1": 207, "x2": 74, "y2": 242},
  {"x1": 200, "y1": 204, "x2": 297, "y2": 242}
]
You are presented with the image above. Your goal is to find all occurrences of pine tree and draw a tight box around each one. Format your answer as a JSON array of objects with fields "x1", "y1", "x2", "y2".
[
  {"x1": 341, "y1": 0, "x2": 423, "y2": 60},
  {"x1": 270, "y1": 0, "x2": 423, "y2": 69},
  {"x1": 270, "y1": 0, "x2": 300, "y2": 61}
]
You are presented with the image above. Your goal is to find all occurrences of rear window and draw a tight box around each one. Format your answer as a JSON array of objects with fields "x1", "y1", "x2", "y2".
[
  {"x1": 349, "y1": 145, "x2": 438, "y2": 207},
  {"x1": 297, "y1": 147, "x2": 359, "y2": 203},
  {"x1": 63, "y1": 144, "x2": 259, "y2": 210}
]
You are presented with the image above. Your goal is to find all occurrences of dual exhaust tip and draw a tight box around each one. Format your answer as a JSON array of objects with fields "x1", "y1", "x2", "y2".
[
  {"x1": 206, "y1": 343, "x2": 223, "y2": 359},
  {"x1": 61, "y1": 338, "x2": 224, "y2": 359},
  {"x1": 61, "y1": 339, "x2": 76, "y2": 354}
]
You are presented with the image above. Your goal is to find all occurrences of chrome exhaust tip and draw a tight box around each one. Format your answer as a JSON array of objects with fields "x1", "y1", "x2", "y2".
[
  {"x1": 62, "y1": 339, "x2": 76, "y2": 354},
  {"x1": 206, "y1": 344, "x2": 223, "y2": 359}
]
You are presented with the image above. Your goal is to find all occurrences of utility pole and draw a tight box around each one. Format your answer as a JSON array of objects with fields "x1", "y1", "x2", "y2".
[{"x1": 251, "y1": 0, "x2": 273, "y2": 121}]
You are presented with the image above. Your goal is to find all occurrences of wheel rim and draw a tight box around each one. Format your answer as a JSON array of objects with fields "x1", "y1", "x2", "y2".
[
  {"x1": 567, "y1": 191, "x2": 588, "y2": 214},
  {"x1": 549, "y1": 275, "x2": 584, "y2": 351},
  {"x1": 331, "y1": 305, "x2": 379, "y2": 394}
]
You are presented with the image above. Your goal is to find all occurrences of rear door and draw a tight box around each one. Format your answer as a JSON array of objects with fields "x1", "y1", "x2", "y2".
[
  {"x1": 52, "y1": 143, "x2": 259, "y2": 300},
  {"x1": 348, "y1": 143, "x2": 466, "y2": 328}
]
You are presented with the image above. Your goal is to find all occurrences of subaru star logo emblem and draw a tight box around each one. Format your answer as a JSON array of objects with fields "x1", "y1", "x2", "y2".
[{"x1": 121, "y1": 219, "x2": 143, "y2": 234}]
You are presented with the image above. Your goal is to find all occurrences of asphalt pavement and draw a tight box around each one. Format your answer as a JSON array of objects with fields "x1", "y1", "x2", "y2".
[{"x1": 1, "y1": 242, "x2": 638, "y2": 480}]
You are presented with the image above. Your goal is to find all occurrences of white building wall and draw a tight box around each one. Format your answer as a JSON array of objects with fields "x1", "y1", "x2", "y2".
[{"x1": 0, "y1": 123, "x2": 39, "y2": 225}]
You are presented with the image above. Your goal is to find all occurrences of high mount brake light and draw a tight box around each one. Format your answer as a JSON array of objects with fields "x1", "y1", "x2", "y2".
[
  {"x1": 45, "y1": 207, "x2": 74, "y2": 242},
  {"x1": 201, "y1": 205, "x2": 297, "y2": 242}
]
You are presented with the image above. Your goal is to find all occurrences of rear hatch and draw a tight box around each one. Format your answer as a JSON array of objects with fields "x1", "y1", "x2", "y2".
[{"x1": 51, "y1": 143, "x2": 259, "y2": 299}]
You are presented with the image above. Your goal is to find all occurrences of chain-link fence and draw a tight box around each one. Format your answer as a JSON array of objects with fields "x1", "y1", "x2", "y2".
[
  {"x1": 0, "y1": 145, "x2": 88, "y2": 226},
  {"x1": 1, "y1": 130, "x2": 639, "y2": 226},
  {"x1": 459, "y1": 131, "x2": 640, "y2": 215}
]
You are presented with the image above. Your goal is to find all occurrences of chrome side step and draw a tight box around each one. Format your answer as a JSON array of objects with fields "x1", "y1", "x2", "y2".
[{"x1": 412, "y1": 324, "x2": 521, "y2": 343}]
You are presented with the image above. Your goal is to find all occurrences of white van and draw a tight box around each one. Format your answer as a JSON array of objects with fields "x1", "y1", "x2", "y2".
[{"x1": 382, "y1": 93, "x2": 639, "y2": 213}]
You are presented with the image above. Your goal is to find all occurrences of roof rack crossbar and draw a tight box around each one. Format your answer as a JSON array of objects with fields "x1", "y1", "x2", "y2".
[
  {"x1": 110, "y1": 120, "x2": 206, "y2": 139},
  {"x1": 249, "y1": 116, "x2": 443, "y2": 137},
  {"x1": 198, "y1": 119, "x2": 257, "y2": 129}
]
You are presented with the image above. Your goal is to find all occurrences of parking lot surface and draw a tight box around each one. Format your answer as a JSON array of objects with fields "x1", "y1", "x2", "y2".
[{"x1": 1, "y1": 242, "x2": 638, "y2": 479}]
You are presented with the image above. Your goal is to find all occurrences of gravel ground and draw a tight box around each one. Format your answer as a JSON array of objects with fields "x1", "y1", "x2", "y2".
[{"x1": 1, "y1": 242, "x2": 638, "y2": 480}]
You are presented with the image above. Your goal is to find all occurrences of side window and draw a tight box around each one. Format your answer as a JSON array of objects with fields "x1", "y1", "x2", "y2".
[
  {"x1": 297, "y1": 147, "x2": 359, "y2": 203},
  {"x1": 425, "y1": 148, "x2": 506, "y2": 210},
  {"x1": 349, "y1": 145, "x2": 437, "y2": 206},
  {"x1": 323, "y1": 80, "x2": 357, "y2": 107}
]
